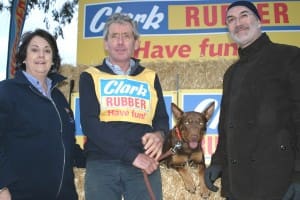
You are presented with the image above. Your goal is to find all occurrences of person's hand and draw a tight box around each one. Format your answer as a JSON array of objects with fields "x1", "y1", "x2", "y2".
[
  {"x1": 282, "y1": 183, "x2": 300, "y2": 200},
  {"x1": 132, "y1": 153, "x2": 159, "y2": 175},
  {"x1": 142, "y1": 131, "x2": 164, "y2": 160},
  {"x1": 204, "y1": 165, "x2": 222, "y2": 192},
  {"x1": 0, "y1": 188, "x2": 11, "y2": 200}
]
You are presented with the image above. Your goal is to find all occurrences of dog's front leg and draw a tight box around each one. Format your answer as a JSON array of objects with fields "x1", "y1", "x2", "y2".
[
  {"x1": 189, "y1": 151, "x2": 211, "y2": 198},
  {"x1": 170, "y1": 154, "x2": 196, "y2": 193},
  {"x1": 177, "y1": 166, "x2": 196, "y2": 193},
  {"x1": 198, "y1": 163, "x2": 211, "y2": 198}
]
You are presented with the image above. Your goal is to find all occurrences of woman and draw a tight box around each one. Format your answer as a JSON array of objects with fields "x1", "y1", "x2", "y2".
[{"x1": 0, "y1": 29, "x2": 85, "y2": 200}]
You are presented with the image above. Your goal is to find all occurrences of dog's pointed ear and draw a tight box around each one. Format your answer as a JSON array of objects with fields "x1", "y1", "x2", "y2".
[
  {"x1": 204, "y1": 101, "x2": 215, "y2": 120},
  {"x1": 171, "y1": 103, "x2": 183, "y2": 121}
]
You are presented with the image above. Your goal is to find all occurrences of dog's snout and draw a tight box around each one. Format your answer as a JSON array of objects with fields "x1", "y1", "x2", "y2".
[{"x1": 191, "y1": 134, "x2": 199, "y2": 140}]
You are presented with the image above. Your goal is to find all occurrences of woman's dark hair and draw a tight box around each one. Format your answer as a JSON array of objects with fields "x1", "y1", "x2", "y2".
[{"x1": 15, "y1": 29, "x2": 61, "y2": 74}]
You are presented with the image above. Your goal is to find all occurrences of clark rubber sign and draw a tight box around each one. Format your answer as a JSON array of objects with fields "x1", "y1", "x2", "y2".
[{"x1": 77, "y1": 0, "x2": 300, "y2": 65}]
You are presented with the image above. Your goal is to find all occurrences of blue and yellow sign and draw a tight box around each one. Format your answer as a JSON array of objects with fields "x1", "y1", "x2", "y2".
[{"x1": 77, "y1": 0, "x2": 300, "y2": 65}]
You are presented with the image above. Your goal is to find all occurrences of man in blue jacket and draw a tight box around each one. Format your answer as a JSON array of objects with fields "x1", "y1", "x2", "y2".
[{"x1": 79, "y1": 13, "x2": 169, "y2": 200}]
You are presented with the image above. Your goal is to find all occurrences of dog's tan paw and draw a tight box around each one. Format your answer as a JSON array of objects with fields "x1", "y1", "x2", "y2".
[
  {"x1": 184, "y1": 182, "x2": 196, "y2": 193},
  {"x1": 199, "y1": 186, "x2": 211, "y2": 199}
]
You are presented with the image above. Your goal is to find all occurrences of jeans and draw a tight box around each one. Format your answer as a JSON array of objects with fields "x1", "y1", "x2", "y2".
[{"x1": 85, "y1": 159, "x2": 162, "y2": 200}]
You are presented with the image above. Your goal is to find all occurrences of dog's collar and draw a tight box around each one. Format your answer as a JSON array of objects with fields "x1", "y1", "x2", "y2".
[
  {"x1": 175, "y1": 126, "x2": 183, "y2": 141},
  {"x1": 169, "y1": 126, "x2": 183, "y2": 154}
]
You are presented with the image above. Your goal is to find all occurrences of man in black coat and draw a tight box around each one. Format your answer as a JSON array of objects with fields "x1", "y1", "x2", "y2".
[{"x1": 204, "y1": 1, "x2": 300, "y2": 200}]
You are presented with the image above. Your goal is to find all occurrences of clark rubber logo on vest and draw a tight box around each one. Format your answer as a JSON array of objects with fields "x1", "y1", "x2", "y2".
[{"x1": 99, "y1": 78, "x2": 151, "y2": 122}]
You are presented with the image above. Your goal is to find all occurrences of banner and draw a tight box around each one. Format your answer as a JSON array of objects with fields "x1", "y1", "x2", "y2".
[
  {"x1": 6, "y1": 0, "x2": 28, "y2": 79},
  {"x1": 77, "y1": 0, "x2": 300, "y2": 65}
]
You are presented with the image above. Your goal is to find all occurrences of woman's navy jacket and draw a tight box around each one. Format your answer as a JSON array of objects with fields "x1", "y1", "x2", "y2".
[{"x1": 0, "y1": 70, "x2": 85, "y2": 200}]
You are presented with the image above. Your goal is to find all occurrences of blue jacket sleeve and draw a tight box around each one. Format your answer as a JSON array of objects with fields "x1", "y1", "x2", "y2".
[
  {"x1": 152, "y1": 74, "x2": 169, "y2": 136},
  {"x1": 0, "y1": 86, "x2": 18, "y2": 188}
]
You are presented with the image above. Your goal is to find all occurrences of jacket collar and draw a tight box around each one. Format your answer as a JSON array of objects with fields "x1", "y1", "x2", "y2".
[
  {"x1": 98, "y1": 57, "x2": 143, "y2": 75},
  {"x1": 13, "y1": 70, "x2": 66, "y2": 89},
  {"x1": 238, "y1": 32, "x2": 271, "y2": 59}
]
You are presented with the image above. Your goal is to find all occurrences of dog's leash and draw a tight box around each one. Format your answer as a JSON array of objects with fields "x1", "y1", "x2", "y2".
[
  {"x1": 143, "y1": 128, "x2": 183, "y2": 200},
  {"x1": 142, "y1": 147, "x2": 179, "y2": 200}
]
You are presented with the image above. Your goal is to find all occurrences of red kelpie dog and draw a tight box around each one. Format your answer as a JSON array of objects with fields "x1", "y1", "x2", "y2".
[{"x1": 162, "y1": 102, "x2": 215, "y2": 197}]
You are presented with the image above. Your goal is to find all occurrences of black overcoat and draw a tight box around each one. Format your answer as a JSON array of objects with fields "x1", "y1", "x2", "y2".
[{"x1": 211, "y1": 33, "x2": 300, "y2": 200}]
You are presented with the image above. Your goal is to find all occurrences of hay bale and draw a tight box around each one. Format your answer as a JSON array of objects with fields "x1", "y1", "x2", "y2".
[
  {"x1": 141, "y1": 59, "x2": 234, "y2": 90},
  {"x1": 74, "y1": 166, "x2": 224, "y2": 200},
  {"x1": 58, "y1": 64, "x2": 89, "y2": 101},
  {"x1": 74, "y1": 168, "x2": 85, "y2": 200},
  {"x1": 161, "y1": 164, "x2": 224, "y2": 200}
]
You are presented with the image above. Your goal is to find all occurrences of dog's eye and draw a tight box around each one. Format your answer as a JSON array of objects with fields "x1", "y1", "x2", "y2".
[{"x1": 184, "y1": 121, "x2": 190, "y2": 125}]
